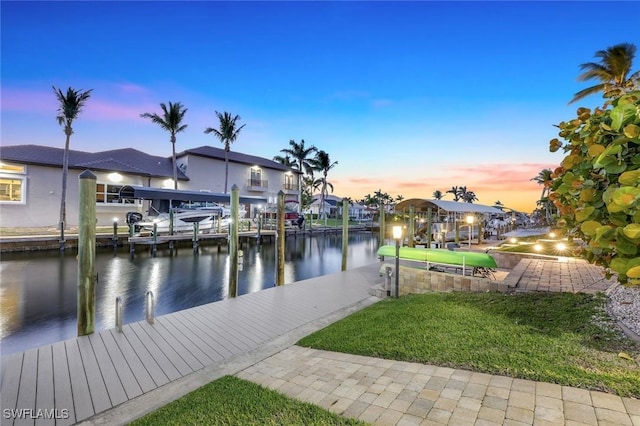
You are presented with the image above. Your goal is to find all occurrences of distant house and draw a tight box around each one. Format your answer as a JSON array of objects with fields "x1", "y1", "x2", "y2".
[
  {"x1": 307, "y1": 194, "x2": 371, "y2": 221},
  {"x1": 0, "y1": 144, "x2": 300, "y2": 228}
]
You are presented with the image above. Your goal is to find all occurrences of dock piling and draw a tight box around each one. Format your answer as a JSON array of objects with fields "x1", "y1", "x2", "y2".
[
  {"x1": 145, "y1": 291, "x2": 155, "y2": 324},
  {"x1": 115, "y1": 296, "x2": 123, "y2": 332}
]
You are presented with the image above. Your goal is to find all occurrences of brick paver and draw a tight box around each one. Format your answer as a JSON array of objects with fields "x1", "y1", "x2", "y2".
[{"x1": 239, "y1": 345, "x2": 638, "y2": 425}]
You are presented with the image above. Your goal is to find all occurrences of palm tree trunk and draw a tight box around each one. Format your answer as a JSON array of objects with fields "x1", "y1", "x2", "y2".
[
  {"x1": 224, "y1": 151, "x2": 229, "y2": 194},
  {"x1": 297, "y1": 172, "x2": 303, "y2": 213},
  {"x1": 59, "y1": 131, "x2": 71, "y2": 229},
  {"x1": 172, "y1": 140, "x2": 177, "y2": 190}
]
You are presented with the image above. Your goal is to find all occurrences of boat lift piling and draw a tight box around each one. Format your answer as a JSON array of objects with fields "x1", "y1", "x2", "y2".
[
  {"x1": 341, "y1": 198, "x2": 348, "y2": 271},
  {"x1": 192, "y1": 222, "x2": 199, "y2": 253}
]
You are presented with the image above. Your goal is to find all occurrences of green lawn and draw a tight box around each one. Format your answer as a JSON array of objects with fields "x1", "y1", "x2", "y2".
[
  {"x1": 130, "y1": 375, "x2": 365, "y2": 426},
  {"x1": 298, "y1": 292, "x2": 640, "y2": 398}
]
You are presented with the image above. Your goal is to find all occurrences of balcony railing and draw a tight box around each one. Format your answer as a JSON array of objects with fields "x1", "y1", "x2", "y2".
[
  {"x1": 282, "y1": 182, "x2": 299, "y2": 192},
  {"x1": 247, "y1": 179, "x2": 268, "y2": 191}
]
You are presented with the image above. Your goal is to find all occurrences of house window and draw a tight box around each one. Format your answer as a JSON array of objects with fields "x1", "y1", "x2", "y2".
[
  {"x1": 250, "y1": 168, "x2": 262, "y2": 186},
  {"x1": 0, "y1": 163, "x2": 26, "y2": 204},
  {"x1": 284, "y1": 173, "x2": 295, "y2": 190},
  {"x1": 96, "y1": 182, "x2": 137, "y2": 204}
]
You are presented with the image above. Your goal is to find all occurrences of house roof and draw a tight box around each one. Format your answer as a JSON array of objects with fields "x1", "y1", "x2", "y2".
[
  {"x1": 179, "y1": 146, "x2": 301, "y2": 174},
  {"x1": 395, "y1": 198, "x2": 505, "y2": 214},
  {"x1": 0, "y1": 145, "x2": 187, "y2": 180}
]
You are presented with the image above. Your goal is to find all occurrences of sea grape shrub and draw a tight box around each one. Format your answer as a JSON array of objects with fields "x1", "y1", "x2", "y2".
[{"x1": 549, "y1": 90, "x2": 640, "y2": 286}]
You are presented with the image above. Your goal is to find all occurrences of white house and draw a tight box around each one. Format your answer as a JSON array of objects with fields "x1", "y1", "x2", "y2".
[
  {"x1": 0, "y1": 144, "x2": 300, "y2": 228},
  {"x1": 307, "y1": 194, "x2": 371, "y2": 221}
]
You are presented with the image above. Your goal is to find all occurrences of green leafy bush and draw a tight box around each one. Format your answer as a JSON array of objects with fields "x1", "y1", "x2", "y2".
[{"x1": 549, "y1": 91, "x2": 640, "y2": 285}]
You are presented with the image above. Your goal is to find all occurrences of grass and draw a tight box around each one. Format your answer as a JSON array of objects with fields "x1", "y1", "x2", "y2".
[
  {"x1": 298, "y1": 292, "x2": 640, "y2": 398},
  {"x1": 130, "y1": 375, "x2": 365, "y2": 426}
]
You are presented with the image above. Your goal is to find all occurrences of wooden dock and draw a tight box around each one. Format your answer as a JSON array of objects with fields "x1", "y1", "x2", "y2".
[{"x1": 0, "y1": 263, "x2": 382, "y2": 425}]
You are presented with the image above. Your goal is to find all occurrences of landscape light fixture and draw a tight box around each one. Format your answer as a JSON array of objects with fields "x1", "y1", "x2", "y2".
[
  {"x1": 466, "y1": 215, "x2": 474, "y2": 249},
  {"x1": 392, "y1": 225, "x2": 402, "y2": 298}
]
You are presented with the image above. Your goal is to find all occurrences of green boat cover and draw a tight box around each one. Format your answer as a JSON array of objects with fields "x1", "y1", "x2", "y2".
[{"x1": 376, "y1": 245, "x2": 497, "y2": 268}]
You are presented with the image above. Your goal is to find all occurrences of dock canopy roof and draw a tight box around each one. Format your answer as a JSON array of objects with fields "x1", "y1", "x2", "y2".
[
  {"x1": 119, "y1": 186, "x2": 267, "y2": 205},
  {"x1": 395, "y1": 198, "x2": 504, "y2": 214}
]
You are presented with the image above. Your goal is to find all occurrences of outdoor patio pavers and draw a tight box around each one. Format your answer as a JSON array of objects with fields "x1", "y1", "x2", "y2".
[{"x1": 238, "y1": 345, "x2": 638, "y2": 426}]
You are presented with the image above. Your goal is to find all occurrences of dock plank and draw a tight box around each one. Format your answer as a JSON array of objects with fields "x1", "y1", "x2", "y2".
[
  {"x1": 14, "y1": 348, "x2": 38, "y2": 426},
  {"x1": 106, "y1": 328, "x2": 157, "y2": 393},
  {"x1": 114, "y1": 326, "x2": 170, "y2": 387},
  {"x1": 136, "y1": 321, "x2": 201, "y2": 374},
  {"x1": 0, "y1": 352, "x2": 23, "y2": 426},
  {"x1": 191, "y1": 302, "x2": 269, "y2": 344},
  {"x1": 51, "y1": 341, "x2": 75, "y2": 426},
  {"x1": 169, "y1": 312, "x2": 233, "y2": 358},
  {"x1": 156, "y1": 314, "x2": 216, "y2": 370},
  {"x1": 35, "y1": 346, "x2": 54, "y2": 426},
  {"x1": 86, "y1": 334, "x2": 128, "y2": 407},
  {"x1": 240, "y1": 291, "x2": 313, "y2": 327},
  {"x1": 129, "y1": 322, "x2": 190, "y2": 379},
  {"x1": 176, "y1": 309, "x2": 248, "y2": 354},
  {"x1": 74, "y1": 337, "x2": 111, "y2": 415},
  {"x1": 96, "y1": 331, "x2": 143, "y2": 399}
]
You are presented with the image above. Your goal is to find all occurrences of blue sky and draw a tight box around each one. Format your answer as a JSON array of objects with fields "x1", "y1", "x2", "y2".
[{"x1": 2, "y1": 1, "x2": 639, "y2": 212}]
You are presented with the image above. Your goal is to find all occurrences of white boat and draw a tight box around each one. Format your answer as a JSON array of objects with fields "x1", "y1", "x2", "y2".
[
  {"x1": 137, "y1": 210, "x2": 215, "y2": 234},
  {"x1": 134, "y1": 202, "x2": 247, "y2": 234}
]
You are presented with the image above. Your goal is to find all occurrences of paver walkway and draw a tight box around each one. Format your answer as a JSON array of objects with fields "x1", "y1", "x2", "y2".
[
  {"x1": 239, "y1": 345, "x2": 640, "y2": 426},
  {"x1": 507, "y1": 258, "x2": 618, "y2": 294}
]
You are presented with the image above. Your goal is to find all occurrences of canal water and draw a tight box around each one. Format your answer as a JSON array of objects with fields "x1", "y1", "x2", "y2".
[{"x1": 0, "y1": 232, "x2": 381, "y2": 355}]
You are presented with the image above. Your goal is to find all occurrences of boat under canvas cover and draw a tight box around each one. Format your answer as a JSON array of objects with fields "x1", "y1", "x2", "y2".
[{"x1": 119, "y1": 185, "x2": 267, "y2": 205}]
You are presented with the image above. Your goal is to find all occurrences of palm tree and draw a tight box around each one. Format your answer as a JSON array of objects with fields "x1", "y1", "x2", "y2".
[
  {"x1": 461, "y1": 191, "x2": 478, "y2": 203},
  {"x1": 446, "y1": 186, "x2": 460, "y2": 201},
  {"x1": 53, "y1": 86, "x2": 93, "y2": 231},
  {"x1": 309, "y1": 150, "x2": 338, "y2": 220},
  {"x1": 279, "y1": 139, "x2": 317, "y2": 212},
  {"x1": 140, "y1": 102, "x2": 188, "y2": 190},
  {"x1": 204, "y1": 111, "x2": 246, "y2": 193},
  {"x1": 273, "y1": 154, "x2": 295, "y2": 167},
  {"x1": 531, "y1": 168, "x2": 554, "y2": 225},
  {"x1": 432, "y1": 190, "x2": 443, "y2": 200},
  {"x1": 570, "y1": 42, "x2": 639, "y2": 104},
  {"x1": 457, "y1": 186, "x2": 468, "y2": 200}
]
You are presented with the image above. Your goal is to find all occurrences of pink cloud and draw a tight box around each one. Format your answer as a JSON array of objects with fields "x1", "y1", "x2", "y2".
[
  {"x1": 116, "y1": 83, "x2": 149, "y2": 94},
  {"x1": 2, "y1": 87, "x2": 157, "y2": 122},
  {"x1": 2, "y1": 88, "x2": 56, "y2": 113},
  {"x1": 84, "y1": 99, "x2": 157, "y2": 121}
]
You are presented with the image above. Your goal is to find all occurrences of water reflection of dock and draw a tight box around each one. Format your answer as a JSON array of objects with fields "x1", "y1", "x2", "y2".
[{"x1": 0, "y1": 264, "x2": 381, "y2": 425}]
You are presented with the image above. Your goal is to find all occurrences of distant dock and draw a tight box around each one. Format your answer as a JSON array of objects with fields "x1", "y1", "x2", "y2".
[{"x1": 0, "y1": 225, "x2": 373, "y2": 253}]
